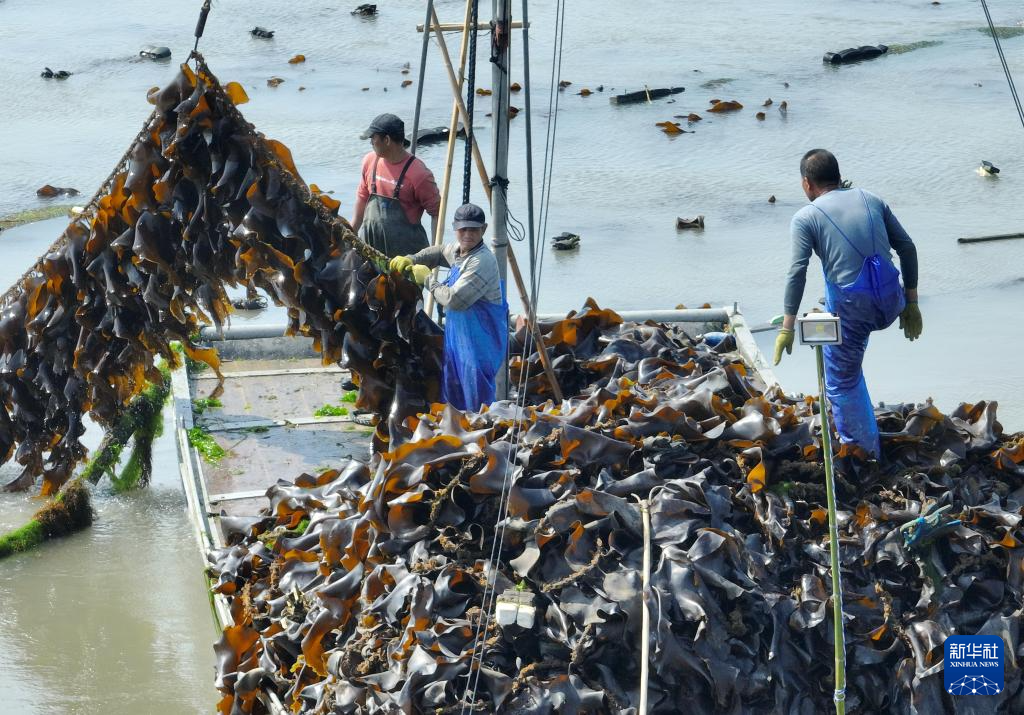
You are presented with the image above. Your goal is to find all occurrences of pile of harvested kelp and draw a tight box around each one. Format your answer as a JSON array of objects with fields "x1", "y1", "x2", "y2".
[
  {"x1": 210, "y1": 302, "x2": 1024, "y2": 714},
  {"x1": 0, "y1": 54, "x2": 441, "y2": 494}
]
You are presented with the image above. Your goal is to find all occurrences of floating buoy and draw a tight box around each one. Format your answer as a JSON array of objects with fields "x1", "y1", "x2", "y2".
[
  {"x1": 979, "y1": 160, "x2": 1000, "y2": 175},
  {"x1": 139, "y1": 45, "x2": 172, "y2": 61},
  {"x1": 823, "y1": 45, "x2": 888, "y2": 65},
  {"x1": 551, "y1": 232, "x2": 580, "y2": 250},
  {"x1": 36, "y1": 184, "x2": 80, "y2": 198},
  {"x1": 231, "y1": 296, "x2": 268, "y2": 311},
  {"x1": 40, "y1": 67, "x2": 71, "y2": 80},
  {"x1": 676, "y1": 215, "x2": 705, "y2": 230}
]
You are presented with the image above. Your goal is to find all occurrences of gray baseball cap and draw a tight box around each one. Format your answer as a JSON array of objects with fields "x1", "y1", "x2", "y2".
[
  {"x1": 359, "y1": 113, "x2": 405, "y2": 141},
  {"x1": 452, "y1": 203, "x2": 486, "y2": 229}
]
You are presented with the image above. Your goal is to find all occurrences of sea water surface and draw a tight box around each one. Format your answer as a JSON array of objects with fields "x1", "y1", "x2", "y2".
[{"x1": 2, "y1": 0, "x2": 1024, "y2": 711}]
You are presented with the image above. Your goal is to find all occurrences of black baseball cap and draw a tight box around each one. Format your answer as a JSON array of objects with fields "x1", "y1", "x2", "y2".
[
  {"x1": 359, "y1": 113, "x2": 405, "y2": 141},
  {"x1": 453, "y1": 203, "x2": 486, "y2": 229}
]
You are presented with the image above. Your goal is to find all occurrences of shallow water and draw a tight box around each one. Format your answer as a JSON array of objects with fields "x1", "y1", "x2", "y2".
[{"x1": 2, "y1": 0, "x2": 1024, "y2": 711}]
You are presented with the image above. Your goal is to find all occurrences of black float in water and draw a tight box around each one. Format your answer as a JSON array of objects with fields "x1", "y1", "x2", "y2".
[
  {"x1": 139, "y1": 45, "x2": 172, "y2": 60},
  {"x1": 610, "y1": 87, "x2": 685, "y2": 105},
  {"x1": 823, "y1": 45, "x2": 888, "y2": 64}
]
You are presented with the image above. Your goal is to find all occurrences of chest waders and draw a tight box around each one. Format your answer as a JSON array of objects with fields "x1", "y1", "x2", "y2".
[
  {"x1": 813, "y1": 190, "x2": 906, "y2": 457},
  {"x1": 440, "y1": 263, "x2": 508, "y2": 411},
  {"x1": 360, "y1": 156, "x2": 429, "y2": 258}
]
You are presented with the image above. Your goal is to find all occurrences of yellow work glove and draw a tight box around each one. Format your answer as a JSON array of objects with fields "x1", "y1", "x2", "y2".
[
  {"x1": 899, "y1": 301, "x2": 922, "y2": 341},
  {"x1": 773, "y1": 328, "x2": 794, "y2": 365},
  {"x1": 410, "y1": 264, "x2": 432, "y2": 286},
  {"x1": 389, "y1": 255, "x2": 413, "y2": 273}
]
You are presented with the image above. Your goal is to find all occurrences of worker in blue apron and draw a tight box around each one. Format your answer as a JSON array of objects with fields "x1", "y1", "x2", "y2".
[
  {"x1": 389, "y1": 203, "x2": 508, "y2": 411},
  {"x1": 774, "y1": 149, "x2": 922, "y2": 458},
  {"x1": 351, "y1": 113, "x2": 439, "y2": 258}
]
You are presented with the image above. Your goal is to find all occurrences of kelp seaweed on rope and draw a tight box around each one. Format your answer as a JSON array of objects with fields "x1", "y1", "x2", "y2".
[{"x1": 0, "y1": 54, "x2": 443, "y2": 495}]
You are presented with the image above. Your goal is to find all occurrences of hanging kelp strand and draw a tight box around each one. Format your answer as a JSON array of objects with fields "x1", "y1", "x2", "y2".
[{"x1": 0, "y1": 53, "x2": 442, "y2": 495}]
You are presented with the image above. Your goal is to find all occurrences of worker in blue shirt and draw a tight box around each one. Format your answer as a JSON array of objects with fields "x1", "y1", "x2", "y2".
[{"x1": 774, "y1": 149, "x2": 923, "y2": 458}]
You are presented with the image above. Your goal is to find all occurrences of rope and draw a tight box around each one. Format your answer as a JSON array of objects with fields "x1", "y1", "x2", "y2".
[
  {"x1": 459, "y1": 8, "x2": 556, "y2": 697},
  {"x1": 532, "y1": 0, "x2": 567, "y2": 305},
  {"x1": 980, "y1": 0, "x2": 1024, "y2": 133},
  {"x1": 462, "y1": 0, "x2": 479, "y2": 205},
  {"x1": 519, "y1": 0, "x2": 539, "y2": 304},
  {"x1": 459, "y1": 318, "x2": 536, "y2": 715},
  {"x1": 410, "y1": 0, "x2": 436, "y2": 156}
]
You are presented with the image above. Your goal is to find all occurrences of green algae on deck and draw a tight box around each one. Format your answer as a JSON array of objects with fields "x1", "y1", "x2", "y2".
[{"x1": 0, "y1": 204, "x2": 75, "y2": 231}]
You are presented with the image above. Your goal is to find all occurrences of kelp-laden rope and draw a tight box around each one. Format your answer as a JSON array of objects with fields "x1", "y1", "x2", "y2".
[
  {"x1": 80, "y1": 365, "x2": 172, "y2": 489},
  {"x1": 0, "y1": 367, "x2": 170, "y2": 560},
  {"x1": 0, "y1": 479, "x2": 93, "y2": 560},
  {"x1": 191, "y1": 52, "x2": 391, "y2": 270},
  {"x1": 0, "y1": 110, "x2": 161, "y2": 311}
]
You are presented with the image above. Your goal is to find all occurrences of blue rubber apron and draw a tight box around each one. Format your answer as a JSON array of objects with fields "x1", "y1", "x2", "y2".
[
  {"x1": 813, "y1": 190, "x2": 905, "y2": 457},
  {"x1": 440, "y1": 263, "x2": 508, "y2": 411}
]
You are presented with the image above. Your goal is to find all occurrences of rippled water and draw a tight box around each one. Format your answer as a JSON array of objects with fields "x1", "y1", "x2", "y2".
[{"x1": 2, "y1": 0, "x2": 1024, "y2": 711}]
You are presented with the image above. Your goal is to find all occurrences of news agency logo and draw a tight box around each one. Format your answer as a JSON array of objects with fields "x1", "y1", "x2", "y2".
[{"x1": 944, "y1": 636, "x2": 1004, "y2": 695}]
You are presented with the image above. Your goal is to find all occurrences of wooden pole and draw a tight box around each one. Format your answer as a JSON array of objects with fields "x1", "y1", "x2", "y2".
[
  {"x1": 426, "y1": 9, "x2": 564, "y2": 403},
  {"x1": 424, "y1": 0, "x2": 475, "y2": 319},
  {"x1": 430, "y1": 7, "x2": 492, "y2": 200}
]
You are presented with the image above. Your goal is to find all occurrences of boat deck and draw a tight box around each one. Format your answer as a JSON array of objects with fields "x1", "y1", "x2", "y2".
[
  {"x1": 171, "y1": 352, "x2": 373, "y2": 643},
  {"x1": 187, "y1": 360, "x2": 373, "y2": 517}
]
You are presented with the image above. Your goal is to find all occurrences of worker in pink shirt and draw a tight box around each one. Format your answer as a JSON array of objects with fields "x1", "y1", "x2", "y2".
[{"x1": 351, "y1": 113, "x2": 441, "y2": 257}]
